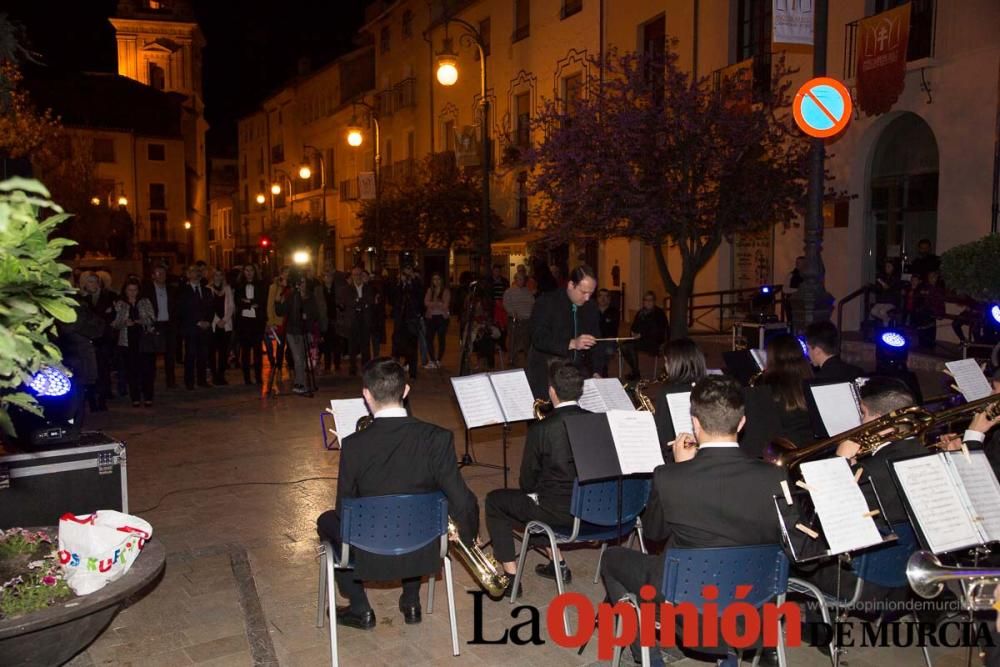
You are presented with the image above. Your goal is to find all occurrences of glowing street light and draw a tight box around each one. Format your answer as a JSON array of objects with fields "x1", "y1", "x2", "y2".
[
  {"x1": 435, "y1": 38, "x2": 459, "y2": 86},
  {"x1": 292, "y1": 250, "x2": 310, "y2": 266},
  {"x1": 117, "y1": 195, "x2": 128, "y2": 207},
  {"x1": 270, "y1": 182, "x2": 282, "y2": 196},
  {"x1": 255, "y1": 193, "x2": 266, "y2": 205},
  {"x1": 183, "y1": 220, "x2": 192, "y2": 230},
  {"x1": 298, "y1": 163, "x2": 312, "y2": 180},
  {"x1": 90, "y1": 196, "x2": 101, "y2": 206},
  {"x1": 346, "y1": 121, "x2": 364, "y2": 147}
]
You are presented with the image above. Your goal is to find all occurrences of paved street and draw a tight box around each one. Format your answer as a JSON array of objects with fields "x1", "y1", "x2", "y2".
[{"x1": 60, "y1": 337, "x2": 974, "y2": 667}]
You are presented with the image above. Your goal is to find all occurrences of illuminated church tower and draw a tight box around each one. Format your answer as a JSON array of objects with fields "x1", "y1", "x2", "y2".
[{"x1": 110, "y1": 0, "x2": 208, "y2": 261}]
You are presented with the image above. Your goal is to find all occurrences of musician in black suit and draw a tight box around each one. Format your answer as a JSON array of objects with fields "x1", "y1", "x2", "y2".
[
  {"x1": 526, "y1": 265, "x2": 600, "y2": 399},
  {"x1": 316, "y1": 358, "x2": 479, "y2": 629},
  {"x1": 485, "y1": 360, "x2": 588, "y2": 594},
  {"x1": 601, "y1": 375, "x2": 787, "y2": 664},
  {"x1": 175, "y1": 264, "x2": 215, "y2": 389},
  {"x1": 796, "y1": 378, "x2": 925, "y2": 598},
  {"x1": 959, "y1": 369, "x2": 1000, "y2": 478},
  {"x1": 805, "y1": 321, "x2": 864, "y2": 383}
]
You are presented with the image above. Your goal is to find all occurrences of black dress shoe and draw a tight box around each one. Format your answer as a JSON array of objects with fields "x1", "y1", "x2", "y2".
[
  {"x1": 335, "y1": 606, "x2": 375, "y2": 630},
  {"x1": 535, "y1": 560, "x2": 572, "y2": 583},
  {"x1": 398, "y1": 599, "x2": 422, "y2": 625}
]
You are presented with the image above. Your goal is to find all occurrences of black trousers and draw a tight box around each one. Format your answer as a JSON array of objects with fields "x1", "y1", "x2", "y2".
[
  {"x1": 154, "y1": 321, "x2": 176, "y2": 387},
  {"x1": 239, "y1": 326, "x2": 264, "y2": 383},
  {"x1": 347, "y1": 318, "x2": 371, "y2": 372},
  {"x1": 183, "y1": 329, "x2": 211, "y2": 387},
  {"x1": 484, "y1": 489, "x2": 574, "y2": 563},
  {"x1": 122, "y1": 337, "x2": 155, "y2": 403},
  {"x1": 211, "y1": 328, "x2": 230, "y2": 382},
  {"x1": 316, "y1": 510, "x2": 422, "y2": 613}
]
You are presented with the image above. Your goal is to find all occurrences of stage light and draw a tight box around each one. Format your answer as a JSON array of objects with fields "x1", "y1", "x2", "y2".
[
  {"x1": 760, "y1": 285, "x2": 772, "y2": 295},
  {"x1": 796, "y1": 336, "x2": 809, "y2": 357},
  {"x1": 880, "y1": 331, "x2": 907, "y2": 349},
  {"x1": 28, "y1": 366, "x2": 72, "y2": 398},
  {"x1": 991, "y1": 305, "x2": 1000, "y2": 325}
]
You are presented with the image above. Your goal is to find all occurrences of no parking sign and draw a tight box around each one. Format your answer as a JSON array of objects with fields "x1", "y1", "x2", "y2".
[{"x1": 793, "y1": 77, "x2": 852, "y2": 139}]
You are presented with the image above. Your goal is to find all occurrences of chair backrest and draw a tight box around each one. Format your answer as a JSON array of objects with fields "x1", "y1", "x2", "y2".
[
  {"x1": 661, "y1": 544, "x2": 790, "y2": 609},
  {"x1": 569, "y1": 477, "x2": 652, "y2": 527},
  {"x1": 853, "y1": 522, "x2": 917, "y2": 588},
  {"x1": 339, "y1": 492, "x2": 448, "y2": 557}
]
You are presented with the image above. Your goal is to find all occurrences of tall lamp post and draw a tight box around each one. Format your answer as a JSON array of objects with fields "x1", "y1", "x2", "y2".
[
  {"x1": 298, "y1": 145, "x2": 327, "y2": 224},
  {"x1": 345, "y1": 100, "x2": 381, "y2": 269},
  {"x1": 433, "y1": 17, "x2": 491, "y2": 276}
]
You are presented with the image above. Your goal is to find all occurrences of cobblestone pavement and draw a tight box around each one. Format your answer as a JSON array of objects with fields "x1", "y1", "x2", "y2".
[{"x1": 60, "y1": 335, "x2": 975, "y2": 666}]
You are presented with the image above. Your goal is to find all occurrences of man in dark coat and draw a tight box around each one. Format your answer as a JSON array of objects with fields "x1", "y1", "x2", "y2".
[
  {"x1": 316, "y1": 358, "x2": 479, "y2": 629},
  {"x1": 485, "y1": 360, "x2": 588, "y2": 594},
  {"x1": 336, "y1": 266, "x2": 375, "y2": 375},
  {"x1": 805, "y1": 320, "x2": 864, "y2": 383},
  {"x1": 175, "y1": 264, "x2": 215, "y2": 389},
  {"x1": 526, "y1": 265, "x2": 600, "y2": 399},
  {"x1": 600, "y1": 375, "x2": 787, "y2": 664},
  {"x1": 141, "y1": 265, "x2": 178, "y2": 388}
]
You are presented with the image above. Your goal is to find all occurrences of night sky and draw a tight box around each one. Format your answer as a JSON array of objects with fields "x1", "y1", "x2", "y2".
[{"x1": 8, "y1": 1, "x2": 368, "y2": 155}]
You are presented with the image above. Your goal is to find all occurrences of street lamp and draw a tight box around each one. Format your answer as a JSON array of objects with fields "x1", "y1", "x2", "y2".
[
  {"x1": 183, "y1": 220, "x2": 192, "y2": 230},
  {"x1": 299, "y1": 144, "x2": 328, "y2": 224},
  {"x1": 345, "y1": 101, "x2": 381, "y2": 268},
  {"x1": 90, "y1": 196, "x2": 101, "y2": 206},
  {"x1": 433, "y1": 17, "x2": 491, "y2": 275},
  {"x1": 255, "y1": 193, "x2": 267, "y2": 205},
  {"x1": 270, "y1": 182, "x2": 282, "y2": 196},
  {"x1": 117, "y1": 194, "x2": 128, "y2": 208}
]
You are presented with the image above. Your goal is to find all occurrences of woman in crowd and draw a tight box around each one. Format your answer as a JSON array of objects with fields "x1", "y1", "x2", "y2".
[
  {"x1": 741, "y1": 333, "x2": 815, "y2": 458},
  {"x1": 111, "y1": 278, "x2": 156, "y2": 407},
  {"x1": 423, "y1": 272, "x2": 451, "y2": 369},
  {"x1": 208, "y1": 268, "x2": 235, "y2": 385},
  {"x1": 236, "y1": 264, "x2": 266, "y2": 385},
  {"x1": 653, "y1": 337, "x2": 709, "y2": 451}
]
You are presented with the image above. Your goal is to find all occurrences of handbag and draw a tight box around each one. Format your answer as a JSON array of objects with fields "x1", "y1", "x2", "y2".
[
  {"x1": 140, "y1": 329, "x2": 159, "y2": 354},
  {"x1": 58, "y1": 510, "x2": 153, "y2": 595}
]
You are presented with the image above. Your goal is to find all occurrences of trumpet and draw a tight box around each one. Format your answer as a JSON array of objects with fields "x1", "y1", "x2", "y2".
[
  {"x1": 356, "y1": 408, "x2": 510, "y2": 597},
  {"x1": 906, "y1": 550, "x2": 1000, "y2": 611},
  {"x1": 532, "y1": 398, "x2": 553, "y2": 420}
]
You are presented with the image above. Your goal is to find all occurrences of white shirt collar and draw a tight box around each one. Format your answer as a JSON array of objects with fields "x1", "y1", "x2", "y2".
[
  {"x1": 698, "y1": 441, "x2": 740, "y2": 449},
  {"x1": 555, "y1": 400, "x2": 578, "y2": 409},
  {"x1": 374, "y1": 407, "x2": 408, "y2": 418}
]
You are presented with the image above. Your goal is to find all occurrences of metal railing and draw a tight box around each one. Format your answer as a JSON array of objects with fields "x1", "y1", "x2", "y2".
[
  {"x1": 843, "y1": 0, "x2": 936, "y2": 79},
  {"x1": 711, "y1": 52, "x2": 774, "y2": 104},
  {"x1": 663, "y1": 285, "x2": 786, "y2": 334}
]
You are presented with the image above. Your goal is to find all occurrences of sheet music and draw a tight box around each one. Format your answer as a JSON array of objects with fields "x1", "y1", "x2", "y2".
[
  {"x1": 750, "y1": 349, "x2": 767, "y2": 371},
  {"x1": 945, "y1": 359, "x2": 992, "y2": 401},
  {"x1": 799, "y1": 458, "x2": 884, "y2": 554},
  {"x1": 450, "y1": 374, "x2": 504, "y2": 429},
  {"x1": 892, "y1": 455, "x2": 982, "y2": 553},
  {"x1": 579, "y1": 378, "x2": 635, "y2": 413},
  {"x1": 488, "y1": 370, "x2": 535, "y2": 423},
  {"x1": 947, "y1": 451, "x2": 1000, "y2": 543},
  {"x1": 665, "y1": 392, "x2": 693, "y2": 436},
  {"x1": 605, "y1": 410, "x2": 664, "y2": 475},
  {"x1": 809, "y1": 383, "x2": 862, "y2": 436},
  {"x1": 328, "y1": 398, "x2": 370, "y2": 441}
]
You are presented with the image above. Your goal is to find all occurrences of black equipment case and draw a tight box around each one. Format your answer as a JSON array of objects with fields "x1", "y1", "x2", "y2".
[{"x1": 0, "y1": 432, "x2": 127, "y2": 529}]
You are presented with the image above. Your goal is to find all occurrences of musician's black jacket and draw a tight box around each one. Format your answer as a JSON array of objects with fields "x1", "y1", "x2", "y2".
[
  {"x1": 526, "y1": 288, "x2": 599, "y2": 398},
  {"x1": 857, "y1": 436, "x2": 926, "y2": 524},
  {"x1": 519, "y1": 403, "x2": 587, "y2": 514},
  {"x1": 813, "y1": 355, "x2": 865, "y2": 384},
  {"x1": 642, "y1": 446, "x2": 787, "y2": 548},
  {"x1": 334, "y1": 415, "x2": 479, "y2": 581},
  {"x1": 740, "y1": 385, "x2": 815, "y2": 459}
]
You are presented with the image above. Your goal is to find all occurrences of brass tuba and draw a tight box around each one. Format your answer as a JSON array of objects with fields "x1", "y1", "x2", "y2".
[
  {"x1": 906, "y1": 550, "x2": 1000, "y2": 610},
  {"x1": 356, "y1": 410, "x2": 511, "y2": 597}
]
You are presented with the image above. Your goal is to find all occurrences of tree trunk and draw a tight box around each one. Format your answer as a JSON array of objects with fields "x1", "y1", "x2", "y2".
[{"x1": 669, "y1": 272, "x2": 696, "y2": 339}]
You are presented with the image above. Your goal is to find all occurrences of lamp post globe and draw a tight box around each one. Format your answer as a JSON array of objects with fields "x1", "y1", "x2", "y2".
[
  {"x1": 298, "y1": 164, "x2": 312, "y2": 180},
  {"x1": 255, "y1": 193, "x2": 266, "y2": 205},
  {"x1": 346, "y1": 126, "x2": 364, "y2": 147},
  {"x1": 270, "y1": 183, "x2": 281, "y2": 196},
  {"x1": 436, "y1": 57, "x2": 459, "y2": 86}
]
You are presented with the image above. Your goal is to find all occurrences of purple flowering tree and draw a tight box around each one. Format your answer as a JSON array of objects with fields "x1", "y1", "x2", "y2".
[{"x1": 530, "y1": 47, "x2": 809, "y2": 337}]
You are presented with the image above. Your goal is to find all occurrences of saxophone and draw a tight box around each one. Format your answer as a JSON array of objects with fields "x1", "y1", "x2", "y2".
[
  {"x1": 532, "y1": 398, "x2": 553, "y2": 420},
  {"x1": 624, "y1": 379, "x2": 657, "y2": 413},
  {"x1": 355, "y1": 411, "x2": 511, "y2": 597}
]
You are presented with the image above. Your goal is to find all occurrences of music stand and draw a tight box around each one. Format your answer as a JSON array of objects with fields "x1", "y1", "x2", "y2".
[{"x1": 459, "y1": 424, "x2": 511, "y2": 488}]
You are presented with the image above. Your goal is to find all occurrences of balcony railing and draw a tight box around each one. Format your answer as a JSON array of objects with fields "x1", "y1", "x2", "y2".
[
  {"x1": 394, "y1": 77, "x2": 416, "y2": 111},
  {"x1": 843, "y1": 0, "x2": 936, "y2": 79},
  {"x1": 339, "y1": 178, "x2": 359, "y2": 201},
  {"x1": 711, "y1": 52, "x2": 773, "y2": 104}
]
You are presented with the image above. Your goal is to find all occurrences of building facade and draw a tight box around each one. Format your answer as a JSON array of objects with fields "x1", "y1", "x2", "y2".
[{"x1": 237, "y1": 0, "x2": 1000, "y2": 328}]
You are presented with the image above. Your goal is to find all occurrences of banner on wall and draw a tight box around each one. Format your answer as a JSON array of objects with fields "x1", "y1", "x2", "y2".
[
  {"x1": 773, "y1": 0, "x2": 814, "y2": 46},
  {"x1": 856, "y1": 3, "x2": 911, "y2": 116},
  {"x1": 733, "y1": 228, "x2": 774, "y2": 291},
  {"x1": 358, "y1": 172, "x2": 376, "y2": 200},
  {"x1": 455, "y1": 125, "x2": 481, "y2": 168}
]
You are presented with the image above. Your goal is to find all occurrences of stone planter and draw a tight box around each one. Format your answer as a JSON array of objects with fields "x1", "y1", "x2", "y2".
[{"x1": 0, "y1": 537, "x2": 165, "y2": 666}]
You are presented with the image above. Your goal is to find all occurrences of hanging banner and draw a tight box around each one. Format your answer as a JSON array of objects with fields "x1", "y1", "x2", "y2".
[
  {"x1": 733, "y1": 228, "x2": 774, "y2": 291},
  {"x1": 855, "y1": 3, "x2": 911, "y2": 117},
  {"x1": 358, "y1": 172, "x2": 376, "y2": 200},
  {"x1": 773, "y1": 0, "x2": 814, "y2": 46},
  {"x1": 455, "y1": 125, "x2": 481, "y2": 168}
]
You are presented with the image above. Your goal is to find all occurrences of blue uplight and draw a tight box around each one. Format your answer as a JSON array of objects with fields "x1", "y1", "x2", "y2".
[
  {"x1": 28, "y1": 367, "x2": 72, "y2": 397},
  {"x1": 991, "y1": 305, "x2": 1000, "y2": 325},
  {"x1": 760, "y1": 285, "x2": 772, "y2": 294},
  {"x1": 880, "y1": 331, "x2": 907, "y2": 349},
  {"x1": 797, "y1": 336, "x2": 809, "y2": 357}
]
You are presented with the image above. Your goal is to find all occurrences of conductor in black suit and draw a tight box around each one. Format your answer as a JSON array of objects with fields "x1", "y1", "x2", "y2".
[
  {"x1": 600, "y1": 375, "x2": 787, "y2": 664},
  {"x1": 485, "y1": 360, "x2": 588, "y2": 595},
  {"x1": 175, "y1": 264, "x2": 215, "y2": 389},
  {"x1": 805, "y1": 321, "x2": 864, "y2": 383},
  {"x1": 316, "y1": 358, "x2": 479, "y2": 630},
  {"x1": 526, "y1": 265, "x2": 600, "y2": 399}
]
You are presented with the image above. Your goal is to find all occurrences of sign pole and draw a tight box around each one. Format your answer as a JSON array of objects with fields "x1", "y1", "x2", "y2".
[{"x1": 791, "y1": 0, "x2": 834, "y2": 331}]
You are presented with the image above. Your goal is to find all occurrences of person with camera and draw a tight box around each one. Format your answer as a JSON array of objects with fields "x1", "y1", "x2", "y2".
[{"x1": 275, "y1": 270, "x2": 319, "y2": 395}]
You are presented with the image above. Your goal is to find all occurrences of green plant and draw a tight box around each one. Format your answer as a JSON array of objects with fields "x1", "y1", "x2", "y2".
[
  {"x1": 0, "y1": 177, "x2": 78, "y2": 436},
  {"x1": 940, "y1": 235, "x2": 1000, "y2": 302},
  {"x1": 0, "y1": 528, "x2": 72, "y2": 619}
]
